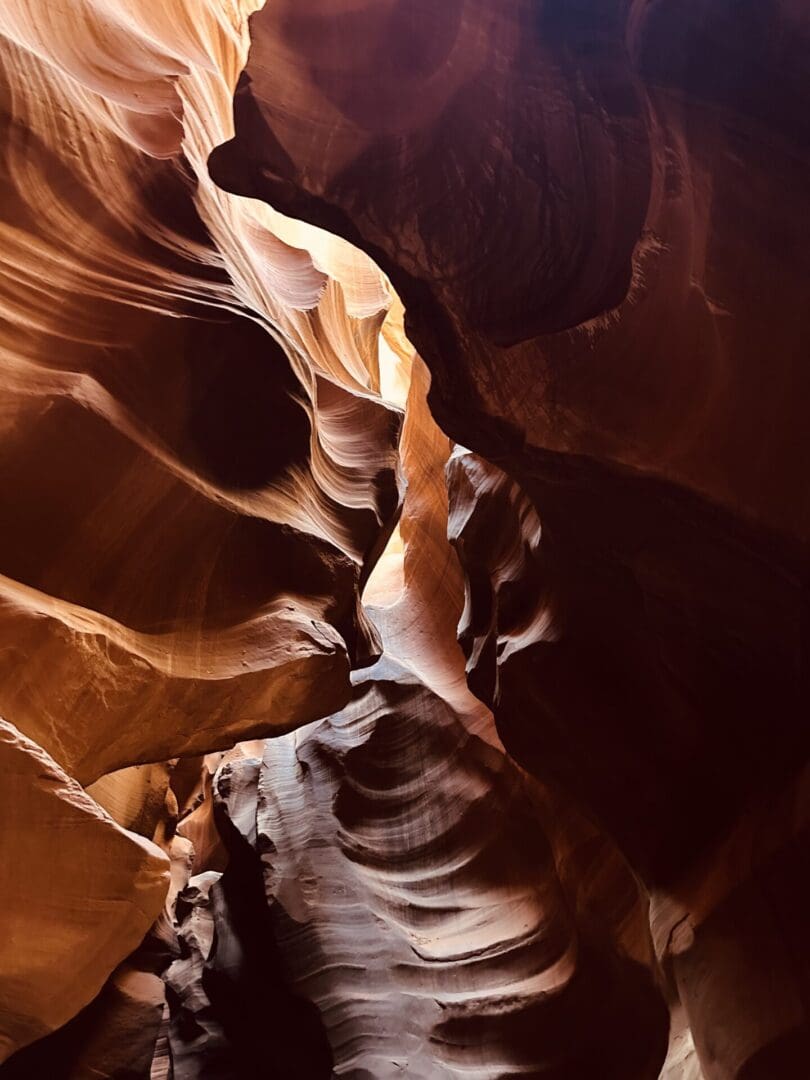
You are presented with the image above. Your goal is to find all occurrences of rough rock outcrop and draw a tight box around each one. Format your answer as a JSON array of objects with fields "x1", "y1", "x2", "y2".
[{"x1": 167, "y1": 760, "x2": 334, "y2": 1080}]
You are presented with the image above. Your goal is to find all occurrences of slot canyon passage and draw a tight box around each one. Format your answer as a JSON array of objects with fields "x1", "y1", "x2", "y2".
[{"x1": 0, "y1": 0, "x2": 808, "y2": 1077}]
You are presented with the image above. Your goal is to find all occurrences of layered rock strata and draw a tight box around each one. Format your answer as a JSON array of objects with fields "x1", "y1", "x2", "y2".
[
  {"x1": 0, "y1": 1, "x2": 807, "y2": 1078},
  {"x1": 209, "y1": 2, "x2": 810, "y2": 1075},
  {"x1": 0, "y1": 0, "x2": 401, "y2": 1060}
]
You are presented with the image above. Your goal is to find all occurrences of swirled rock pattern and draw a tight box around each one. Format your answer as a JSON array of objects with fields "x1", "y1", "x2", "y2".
[
  {"x1": 0, "y1": 0, "x2": 404, "y2": 790},
  {"x1": 210, "y1": 2, "x2": 810, "y2": 1076},
  {"x1": 213, "y1": 660, "x2": 668, "y2": 1079},
  {"x1": 1, "y1": 0, "x2": 808, "y2": 1078},
  {"x1": 0, "y1": 0, "x2": 400, "y2": 1060},
  {"x1": 447, "y1": 449, "x2": 810, "y2": 1077},
  {"x1": 160, "y1": 360, "x2": 672, "y2": 1080}
]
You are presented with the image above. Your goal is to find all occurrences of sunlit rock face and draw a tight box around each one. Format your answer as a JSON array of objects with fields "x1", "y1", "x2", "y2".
[
  {"x1": 210, "y1": 2, "x2": 810, "y2": 1076},
  {"x1": 0, "y1": 0, "x2": 400, "y2": 1062},
  {"x1": 0, "y1": 0, "x2": 404, "y2": 792},
  {"x1": 1, "y1": 0, "x2": 808, "y2": 1078},
  {"x1": 165, "y1": 659, "x2": 667, "y2": 1080},
  {"x1": 157, "y1": 356, "x2": 671, "y2": 1080}
]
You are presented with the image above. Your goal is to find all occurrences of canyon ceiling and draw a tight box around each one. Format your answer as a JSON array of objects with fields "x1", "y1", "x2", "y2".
[{"x1": 0, "y1": 1, "x2": 808, "y2": 1078}]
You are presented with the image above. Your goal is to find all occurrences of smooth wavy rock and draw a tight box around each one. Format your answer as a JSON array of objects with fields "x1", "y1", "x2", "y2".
[
  {"x1": 0, "y1": 0, "x2": 404, "y2": 785},
  {"x1": 0, "y1": 718, "x2": 169, "y2": 1063},
  {"x1": 2, "y1": 0, "x2": 808, "y2": 1077},
  {"x1": 0, "y1": 962, "x2": 168, "y2": 1080},
  {"x1": 0, "y1": 0, "x2": 402, "y2": 1049},
  {"x1": 212, "y1": 0, "x2": 810, "y2": 876},
  {"x1": 212, "y1": 5, "x2": 810, "y2": 1074},
  {"x1": 158, "y1": 348, "x2": 673, "y2": 1078},
  {"x1": 447, "y1": 449, "x2": 809, "y2": 1077},
  {"x1": 166, "y1": 659, "x2": 666, "y2": 1079},
  {"x1": 211, "y1": 0, "x2": 810, "y2": 540}
]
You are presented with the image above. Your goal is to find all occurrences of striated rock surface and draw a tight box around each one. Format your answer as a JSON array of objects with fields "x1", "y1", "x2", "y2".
[
  {"x1": 0, "y1": 0, "x2": 406, "y2": 1046},
  {"x1": 209, "y1": 4, "x2": 810, "y2": 1075},
  {"x1": 0, "y1": 0, "x2": 403, "y2": 787},
  {"x1": 242, "y1": 660, "x2": 668, "y2": 1078},
  {"x1": 447, "y1": 448, "x2": 810, "y2": 1078},
  {"x1": 1, "y1": 1, "x2": 808, "y2": 1078},
  {"x1": 159, "y1": 350, "x2": 672, "y2": 1079}
]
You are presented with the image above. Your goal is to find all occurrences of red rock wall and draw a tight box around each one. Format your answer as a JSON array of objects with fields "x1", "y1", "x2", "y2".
[{"x1": 1, "y1": 1, "x2": 808, "y2": 1077}]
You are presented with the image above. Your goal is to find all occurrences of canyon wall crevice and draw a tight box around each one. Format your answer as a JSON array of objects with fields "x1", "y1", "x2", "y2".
[{"x1": 0, "y1": 1, "x2": 807, "y2": 1077}]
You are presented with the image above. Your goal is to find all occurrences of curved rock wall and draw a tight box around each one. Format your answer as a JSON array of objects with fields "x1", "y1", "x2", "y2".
[
  {"x1": 1, "y1": 1, "x2": 807, "y2": 1077},
  {"x1": 207, "y1": 2, "x2": 809, "y2": 1075},
  {"x1": 0, "y1": 0, "x2": 400, "y2": 1060}
]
